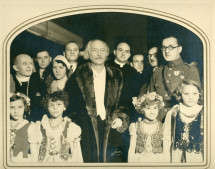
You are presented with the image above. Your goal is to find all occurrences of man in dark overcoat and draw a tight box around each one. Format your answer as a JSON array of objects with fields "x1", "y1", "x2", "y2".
[{"x1": 65, "y1": 39, "x2": 129, "y2": 162}]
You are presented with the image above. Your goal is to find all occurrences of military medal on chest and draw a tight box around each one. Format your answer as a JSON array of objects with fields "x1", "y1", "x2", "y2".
[
  {"x1": 174, "y1": 71, "x2": 180, "y2": 76},
  {"x1": 180, "y1": 71, "x2": 185, "y2": 79}
]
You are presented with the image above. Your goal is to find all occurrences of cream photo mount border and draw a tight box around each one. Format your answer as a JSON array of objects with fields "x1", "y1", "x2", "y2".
[{"x1": 2, "y1": 5, "x2": 210, "y2": 168}]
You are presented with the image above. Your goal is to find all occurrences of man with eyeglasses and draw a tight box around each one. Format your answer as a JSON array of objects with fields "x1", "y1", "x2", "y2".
[{"x1": 147, "y1": 36, "x2": 200, "y2": 122}]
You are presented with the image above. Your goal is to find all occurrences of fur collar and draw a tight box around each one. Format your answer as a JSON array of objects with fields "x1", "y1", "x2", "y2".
[
  {"x1": 75, "y1": 62, "x2": 129, "y2": 162},
  {"x1": 75, "y1": 62, "x2": 123, "y2": 119}
]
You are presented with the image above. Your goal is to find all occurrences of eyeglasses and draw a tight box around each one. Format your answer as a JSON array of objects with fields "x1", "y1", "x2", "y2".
[{"x1": 161, "y1": 45, "x2": 180, "y2": 51}]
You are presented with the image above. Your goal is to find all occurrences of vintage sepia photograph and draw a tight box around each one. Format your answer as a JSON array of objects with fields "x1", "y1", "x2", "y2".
[{"x1": 1, "y1": 1, "x2": 213, "y2": 169}]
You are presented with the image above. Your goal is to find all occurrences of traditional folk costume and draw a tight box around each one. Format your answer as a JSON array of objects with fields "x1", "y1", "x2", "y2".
[
  {"x1": 129, "y1": 118, "x2": 169, "y2": 162},
  {"x1": 28, "y1": 115, "x2": 83, "y2": 162},
  {"x1": 10, "y1": 119, "x2": 31, "y2": 162},
  {"x1": 164, "y1": 103, "x2": 203, "y2": 162}
]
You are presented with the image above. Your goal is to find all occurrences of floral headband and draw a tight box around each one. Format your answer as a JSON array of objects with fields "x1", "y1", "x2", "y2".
[
  {"x1": 10, "y1": 92, "x2": 31, "y2": 106},
  {"x1": 132, "y1": 92, "x2": 165, "y2": 113}
]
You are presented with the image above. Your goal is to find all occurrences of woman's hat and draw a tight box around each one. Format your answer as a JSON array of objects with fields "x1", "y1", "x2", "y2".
[{"x1": 53, "y1": 55, "x2": 70, "y2": 69}]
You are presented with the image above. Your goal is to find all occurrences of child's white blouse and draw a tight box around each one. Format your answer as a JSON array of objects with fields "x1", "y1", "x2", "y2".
[{"x1": 28, "y1": 115, "x2": 82, "y2": 162}]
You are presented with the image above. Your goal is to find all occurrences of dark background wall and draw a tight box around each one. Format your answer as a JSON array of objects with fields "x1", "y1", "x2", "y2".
[
  {"x1": 10, "y1": 12, "x2": 203, "y2": 80},
  {"x1": 10, "y1": 31, "x2": 65, "y2": 62}
]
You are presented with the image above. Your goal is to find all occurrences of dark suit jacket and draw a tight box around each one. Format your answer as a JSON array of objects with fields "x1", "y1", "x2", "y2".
[{"x1": 12, "y1": 72, "x2": 47, "y2": 122}]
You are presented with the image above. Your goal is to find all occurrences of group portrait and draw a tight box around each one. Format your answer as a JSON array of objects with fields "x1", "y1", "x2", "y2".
[{"x1": 6, "y1": 7, "x2": 208, "y2": 167}]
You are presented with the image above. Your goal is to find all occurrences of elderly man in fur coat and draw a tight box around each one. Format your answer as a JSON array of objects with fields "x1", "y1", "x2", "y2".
[{"x1": 65, "y1": 39, "x2": 129, "y2": 163}]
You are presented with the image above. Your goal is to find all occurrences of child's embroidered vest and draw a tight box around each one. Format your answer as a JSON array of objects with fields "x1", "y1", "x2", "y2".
[
  {"x1": 174, "y1": 111, "x2": 203, "y2": 153},
  {"x1": 10, "y1": 123, "x2": 30, "y2": 158},
  {"x1": 135, "y1": 121, "x2": 163, "y2": 154},
  {"x1": 38, "y1": 122, "x2": 72, "y2": 161}
]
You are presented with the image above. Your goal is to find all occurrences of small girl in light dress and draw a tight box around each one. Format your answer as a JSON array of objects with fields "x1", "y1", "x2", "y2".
[
  {"x1": 10, "y1": 92, "x2": 31, "y2": 162},
  {"x1": 28, "y1": 91, "x2": 83, "y2": 162},
  {"x1": 128, "y1": 92, "x2": 169, "y2": 162},
  {"x1": 164, "y1": 79, "x2": 204, "y2": 163}
]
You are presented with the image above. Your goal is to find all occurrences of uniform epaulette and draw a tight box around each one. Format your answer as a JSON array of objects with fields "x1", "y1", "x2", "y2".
[
  {"x1": 185, "y1": 62, "x2": 197, "y2": 68},
  {"x1": 184, "y1": 62, "x2": 191, "y2": 67}
]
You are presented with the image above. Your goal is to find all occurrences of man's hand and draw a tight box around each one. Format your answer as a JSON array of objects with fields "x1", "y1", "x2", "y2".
[{"x1": 111, "y1": 118, "x2": 122, "y2": 129}]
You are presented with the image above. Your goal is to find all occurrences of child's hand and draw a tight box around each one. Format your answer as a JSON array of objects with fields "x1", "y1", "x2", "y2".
[
  {"x1": 171, "y1": 105, "x2": 180, "y2": 116},
  {"x1": 111, "y1": 118, "x2": 122, "y2": 129}
]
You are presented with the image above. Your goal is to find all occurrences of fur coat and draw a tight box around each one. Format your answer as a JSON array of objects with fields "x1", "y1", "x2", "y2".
[{"x1": 65, "y1": 62, "x2": 129, "y2": 162}]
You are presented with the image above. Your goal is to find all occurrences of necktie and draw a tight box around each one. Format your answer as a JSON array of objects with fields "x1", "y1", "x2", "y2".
[{"x1": 68, "y1": 65, "x2": 73, "y2": 77}]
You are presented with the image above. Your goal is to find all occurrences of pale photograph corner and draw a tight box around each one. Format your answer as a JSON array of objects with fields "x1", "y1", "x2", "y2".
[{"x1": 0, "y1": 0, "x2": 215, "y2": 169}]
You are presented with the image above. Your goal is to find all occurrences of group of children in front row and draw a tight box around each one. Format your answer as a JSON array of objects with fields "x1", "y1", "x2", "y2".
[{"x1": 10, "y1": 79, "x2": 204, "y2": 163}]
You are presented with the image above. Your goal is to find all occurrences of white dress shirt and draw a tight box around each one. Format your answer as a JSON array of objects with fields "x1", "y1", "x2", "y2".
[
  {"x1": 16, "y1": 75, "x2": 30, "y2": 85},
  {"x1": 92, "y1": 67, "x2": 106, "y2": 120}
]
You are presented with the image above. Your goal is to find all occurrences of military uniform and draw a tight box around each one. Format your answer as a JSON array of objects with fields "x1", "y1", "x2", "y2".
[{"x1": 147, "y1": 57, "x2": 200, "y2": 122}]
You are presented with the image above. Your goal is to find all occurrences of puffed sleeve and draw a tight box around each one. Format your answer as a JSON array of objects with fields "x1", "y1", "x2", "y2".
[
  {"x1": 129, "y1": 123, "x2": 136, "y2": 136},
  {"x1": 28, "y1": 121, "x2": 42, "y2": 144},
  {"x1": 67, "y1": 122, "x2": 82, "y2": 142}
]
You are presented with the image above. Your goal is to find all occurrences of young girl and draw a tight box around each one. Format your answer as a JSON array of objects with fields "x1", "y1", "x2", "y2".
[
  {"x1": 10, "y1": 92, "x2": 31, "y2": 162},
  {"x1": 28, "y1": 91, "x2": 83, "y2": 162},
  {"x1": 164, "y1": 79, "x2": 203, "y2": 162},
  {"x1": 128, "y1": 92, "x2": 169, "y2": 162},
  {"x1": 45, "y1": 55, "x2": 70, "y2": 94}
]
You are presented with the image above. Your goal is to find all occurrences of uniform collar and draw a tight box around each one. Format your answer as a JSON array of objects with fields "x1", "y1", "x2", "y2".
[
  {"x1": 167, "y1": 56, "x2": 183, "y2": 67},
  {"x1": 153, "y1": 66, "x2": 158, "y2": 72}
]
